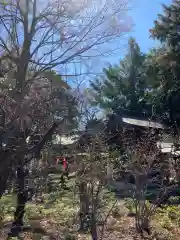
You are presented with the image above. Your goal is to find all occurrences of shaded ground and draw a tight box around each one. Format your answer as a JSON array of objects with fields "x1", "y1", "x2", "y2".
[
  {"x1": 0, "y1": 215, "x2": 178, "y2": 240},
  {"x1": 0, "y1": 180, "x2": 179, "y2": 240}
]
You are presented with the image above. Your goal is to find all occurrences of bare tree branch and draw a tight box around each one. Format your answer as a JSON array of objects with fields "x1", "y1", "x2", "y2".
[{"x1": 0, "y1": 0, "x2": 131, "y2": 91}]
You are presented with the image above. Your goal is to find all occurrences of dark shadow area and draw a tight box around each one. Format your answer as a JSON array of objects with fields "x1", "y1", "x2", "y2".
[
  {"x1": 1, "y1": 222, "x2": 59, "y2": 239},
  {"x1": 108, "y1": 182, "x2": 180, "y2": 204}
]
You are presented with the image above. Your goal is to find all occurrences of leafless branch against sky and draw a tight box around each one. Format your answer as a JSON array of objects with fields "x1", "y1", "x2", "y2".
[{"x1": 0, "y1": 0, "x2": 132, "y2": 84}]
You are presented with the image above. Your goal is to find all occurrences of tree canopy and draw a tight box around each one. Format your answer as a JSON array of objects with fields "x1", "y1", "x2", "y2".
[
  {"x1": 89, "y1": 0, "x2": 180, "y2": 131},
  {"x1": 90, "y1": 37, "x2": 152, "y2": 117}
]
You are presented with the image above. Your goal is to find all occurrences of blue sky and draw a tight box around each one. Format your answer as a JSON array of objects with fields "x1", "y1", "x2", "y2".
[
  {"x1": 130, "y1": 0, "x2": 172, "y2": 52},
  {"x1": 66, "y1": 0, "x2": 174, "y2": 85},
  {"x1": 96, "y1": 0, "x2": 173, "y2": 68}
]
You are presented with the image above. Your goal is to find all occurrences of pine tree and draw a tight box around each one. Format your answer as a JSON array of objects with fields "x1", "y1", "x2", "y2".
[
  {"x1": 90, "y1": 37, "x2": 151, "y2": 115},
  {"x1": 150, "y1": 0, "x2": 180, "y2": 127},
  {"x1": 151, "y1": 1, "x2": 180, "y2": 52}
]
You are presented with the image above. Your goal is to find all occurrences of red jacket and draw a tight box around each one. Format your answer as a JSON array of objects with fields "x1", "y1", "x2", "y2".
[{"x1": 56, "y1": 157, "x2": 68, "y2": 170}]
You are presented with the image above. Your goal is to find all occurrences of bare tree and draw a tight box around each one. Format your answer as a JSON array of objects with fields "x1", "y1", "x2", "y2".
[
  {"x1": 67, "y1": 89, "x2": 119, "y2": 240},
  {"x1": 0, "y1": 0, "x2": 131, "y2": 201},
  {"x1": 0, "y1": 1, "x2": 131, "y2": 236},
  {"x1": 121, "y1": 129, "x2": 179, "y2": 237},
  {"x1": 0, "y1": 0, "x2": 131, "y2": 88},
  {"x1": 75, "y1": 129, "x2": 110, "y2": 240},
  {"x1": 0, "y1": 76, "x2": 78, "y2": 238},
  {"x1": 0, "y1": 0, "x2": 131, "y2": 195}
]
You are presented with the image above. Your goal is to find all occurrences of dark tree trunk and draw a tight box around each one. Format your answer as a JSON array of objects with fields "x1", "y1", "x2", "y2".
[
  {"x1": 79, "y1": 181, "x2": 90, "y2": 231},
  {"x1": 91, "y1": 212, "x2": 98, "y2": 240},
  {"x1": 10, "y1": 167, "x2": 27, "y2": 236},
  {"x1": 0, "y1": 171, "x2": 9, "y2": 197},
  {"x1": 0, "y1": 152, "x2": 13, "y2": 197}
]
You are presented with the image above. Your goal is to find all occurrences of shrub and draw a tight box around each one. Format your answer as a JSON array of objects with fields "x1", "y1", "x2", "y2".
[
  {"x1": 124, "y1": 198, "x2": 135, "y2": 215},
  {"x1": 64, "y1": 233, "x2": 77, "y2": 240},
  {"x1": 111, "y1": 203, "x2": 127, "y2": 218},
  {"x1": 168, "y1": 196, "x2": 180, "y2": 205},
  {"x1": 156, "y1": 204, "x2": 180, "y2": 230}
]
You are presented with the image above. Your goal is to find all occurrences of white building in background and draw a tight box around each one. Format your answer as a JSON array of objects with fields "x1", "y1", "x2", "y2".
[
  {"x1": 52, "y1": 134, "x2": 79, "y2": 145},
  {"x1": 157, "y1": 141, "x2": 180, "y2": 156},
  {"x1": 122, "y1": 117, "x2": 165, "y2": 129}
]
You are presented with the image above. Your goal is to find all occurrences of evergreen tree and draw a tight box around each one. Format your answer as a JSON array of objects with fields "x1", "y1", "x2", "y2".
[
  {"x1": 90, "y1": 37, "x2": 151, "y2": 115},
  {"x1": 150, "y1": 0, "x2": 180, "y2": 127}
]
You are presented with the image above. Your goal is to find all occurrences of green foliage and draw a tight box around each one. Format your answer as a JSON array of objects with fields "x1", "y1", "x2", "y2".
[
  {"x1": 156, "y1": 204, "x2": 180, "y2": 230},
  {"x1": 64, "y1": 233, "x2": 77, "y2": 240},
  {"x1": 150, "y1": 1, "x2": 180, "y2": 51},
  {"x1": 103, "y1": 193, "x2": 116, "y2": 209},
  {"x1": 0, "y1": 195, "x2": 16, "y2": 221},
  {"x1": 149, "y1": 0, "x2": 180, "y2": 126},
  {"x1": 90, "y1": 1, "x2": 180, "y2": 128},
  {"x1": 1, "y1": 2, "x2": 180, "y2": 239},
  {"x1": 124, "y1": 198, "x2": 136, "y2": 215},
  {"x1": 124, "y1": 198, "x2": 152, "y2": 216},
  {"x1": 90, "y1": 37, "x2": 152, "y2": 115},
  {"x1": 111, "y1": 202, "x2": 127, "y2": 218},
  {"x1": 0, "y1": 179, "x2": 78, "y2": 222},
  {"x1": 168, "y1": 196, "x2": 180, "y2": 205}
]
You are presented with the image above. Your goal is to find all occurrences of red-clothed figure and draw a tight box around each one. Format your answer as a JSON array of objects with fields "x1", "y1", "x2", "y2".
[
  {"x1": 62, "y1": 157, "x2": 67, "y2": 170},
  {"x1": 56, "y1": 156, "x2": 68, "y2": 172},
  {"x1": 55, "y1": 156, "x2": 69, "y2": 189}
]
